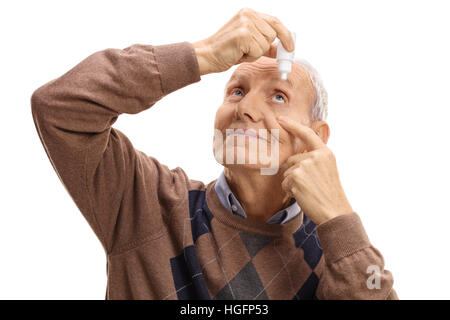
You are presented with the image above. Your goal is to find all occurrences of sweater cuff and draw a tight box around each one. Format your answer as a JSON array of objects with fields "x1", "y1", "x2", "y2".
[
  {"x1": 153, "y1": 41, "x2": 201, "y2": 95},
  {"x1": 316, "y1": 212, "x2": 371, "y2": 264}
]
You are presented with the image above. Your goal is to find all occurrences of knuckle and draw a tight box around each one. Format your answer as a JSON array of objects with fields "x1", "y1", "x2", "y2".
[
  {"x1": 294, "y1": 166, "x2": 303, "y2": 176},
  {"x1": 253, "y1": 45, "x2": 264, "y2": 56},
  {"x1": 271, "y1": 16, "x2": 281, "y2": 25},
  {"x1": 281, "y1": 179, "x2": 289, "y2": 190},
  {"x1": 239, "y1": 8, "x2": 253, "y2": 17},
  {"x1": 310, "y1": 151, "x2": 318, "y2": 159},
  {"x1": 267, "y1": 30, "x2": 277, "y2": 40},
  {"x1": 287, "y1": 158, "x2": 298, "y2": 167},
  {"x1": 260, "y1": 40, "x2": 270, "y2": 51},
  {"x1": 239, "y1": 14, "x2": 250, "y2": 25},
  {"x1": 311, "y1": 151, "x2": 320, "y2": 161},
  {"x1": 301, "y1": 159, "x2": 312, "y2": 167},
  {"x1": 237, "y1": 27, "x2": 250, "y2": 38}
]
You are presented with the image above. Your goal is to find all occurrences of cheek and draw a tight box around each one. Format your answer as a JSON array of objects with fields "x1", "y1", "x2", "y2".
[
  {"x1": 213, "y1": 104, "x2": 233, "y2": 164},
  {"x1": 214, "y1": 104, "x2": 234, "y2": 130},
  {"x1": 279, "y1": 141, "x2": 294, "y2": 163},
  {"x1": 280, "y1": 137, "x2": 304, "y2": 163}
]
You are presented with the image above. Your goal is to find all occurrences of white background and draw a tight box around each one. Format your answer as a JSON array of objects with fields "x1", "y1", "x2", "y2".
[{"x1": 1, "y1": 0, "x2": 449, "y2": 299}]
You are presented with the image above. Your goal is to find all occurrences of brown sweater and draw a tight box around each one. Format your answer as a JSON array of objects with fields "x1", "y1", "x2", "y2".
[{"x1": 31, "y1": 41, "x2": 398, "y2": 300}]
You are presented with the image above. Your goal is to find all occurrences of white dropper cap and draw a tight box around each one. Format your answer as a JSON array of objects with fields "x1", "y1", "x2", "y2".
[{"x1": 276, "y1": 31, "x2": 296, "y2": 80}]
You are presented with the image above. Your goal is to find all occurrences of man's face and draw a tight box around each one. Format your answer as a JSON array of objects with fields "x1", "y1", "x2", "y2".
[{"x1": 213, "y1": 56, "x2": 316, "y2": 173}]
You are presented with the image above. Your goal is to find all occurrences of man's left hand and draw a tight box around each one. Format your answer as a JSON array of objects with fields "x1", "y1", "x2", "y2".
[{"x1": 278, "y1": 116, "x2": 353, "y2": 225}]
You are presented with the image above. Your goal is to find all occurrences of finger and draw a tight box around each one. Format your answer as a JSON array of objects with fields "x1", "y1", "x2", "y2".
[
  {"x1": 246, "y1": 25, "x2": 271, "y2": 58},
  {"x1": 252, "y1": 15, "x2": 277, "y2": 44},
  {"x1": 285, "y1": 152, "x2": 310, "y2": 168},
  {"x1": 237, "y1": 23, "x2": 269, "y2": 63},
  {"x1": 283, "y1": 163, "x2": 300, "y2": 178},
  {"x1": 251, "y1": 13, "x2": 278, "y2": 58},
  {"x1": 281, "y1": 175, "x2": 298, "y2": 197},
  {"x1": 262, "y1": 42, "x2": 277, "y2": 58},
  {"x1": 278, "y1": 116, "x2": 325, "y2": 151},
  {"x1": 258, "y1": 12, "x2": 294, "y2": 52},
  {"x1": 281, "y1": 175, "x2": 293, "y2": 194}
]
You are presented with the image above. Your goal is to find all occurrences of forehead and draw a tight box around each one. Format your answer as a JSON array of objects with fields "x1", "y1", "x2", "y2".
[{"x1": 227, "y1": 56, "x2": 312, "y2": 91}]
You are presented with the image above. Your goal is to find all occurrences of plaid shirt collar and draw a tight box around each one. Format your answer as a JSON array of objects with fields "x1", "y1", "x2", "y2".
[{"x1": 214, "y1": 171, "x2": 301, "y2": 224}]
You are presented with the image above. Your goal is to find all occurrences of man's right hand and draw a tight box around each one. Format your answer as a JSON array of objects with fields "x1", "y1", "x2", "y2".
[{"x1": 192, "y1": 8, "x2": 295, "y2": 76}]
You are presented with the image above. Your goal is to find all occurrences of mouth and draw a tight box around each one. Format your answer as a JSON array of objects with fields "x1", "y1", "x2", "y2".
[{"x1": 225, "y1": 128, "x2": 279, "y2": 143}]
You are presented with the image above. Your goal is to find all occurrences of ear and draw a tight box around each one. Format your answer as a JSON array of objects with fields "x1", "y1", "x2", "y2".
[{"x1": 311, "y1": 120, "x2": 330, "y2": 144}]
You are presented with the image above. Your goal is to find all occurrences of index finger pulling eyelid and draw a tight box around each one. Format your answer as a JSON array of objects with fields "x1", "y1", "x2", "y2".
[{"x1": 279, "y1": 117, "x2": 324, "y2": 150}]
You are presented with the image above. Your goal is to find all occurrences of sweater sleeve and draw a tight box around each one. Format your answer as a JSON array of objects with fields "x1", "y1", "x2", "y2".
[
  {"x1": 315, "y1": 212, "x2": 398, "y2": 300},
  {"x1": 30, "y1": 42, "x2": 201, "y2": 254}
]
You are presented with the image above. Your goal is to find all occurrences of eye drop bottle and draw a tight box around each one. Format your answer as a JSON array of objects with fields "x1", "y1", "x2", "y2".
[{"x1": 276, "y1": 31, "x2": 296, "y2": 80}]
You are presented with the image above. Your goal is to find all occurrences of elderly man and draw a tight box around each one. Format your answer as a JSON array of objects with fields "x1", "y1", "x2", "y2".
[{"x1": 31, "y1": 8, "x2": 397, "y2": 300}]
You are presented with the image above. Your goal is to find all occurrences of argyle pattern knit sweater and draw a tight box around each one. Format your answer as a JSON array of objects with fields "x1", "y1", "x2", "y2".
[{"x1": 31, "y1": 41, "x2": 397, "y2": 300}]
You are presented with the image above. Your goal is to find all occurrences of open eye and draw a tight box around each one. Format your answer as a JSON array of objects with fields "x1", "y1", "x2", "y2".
[
  {"x1": 272, "y1": 93, "x2": 286, "y2": 103},
  {"x1": 231, "y1": 88, "x2": 244, "y2": 96}
]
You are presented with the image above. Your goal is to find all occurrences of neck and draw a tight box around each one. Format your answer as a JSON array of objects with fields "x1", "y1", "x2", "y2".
[{"x1": 224, "y1": 166, "x2": 291, "y2": 223}]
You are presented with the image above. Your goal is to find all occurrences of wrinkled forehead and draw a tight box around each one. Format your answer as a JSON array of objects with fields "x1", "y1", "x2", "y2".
[{"x1": 228, "y1": 56, "x2": 312, "y2": 92}]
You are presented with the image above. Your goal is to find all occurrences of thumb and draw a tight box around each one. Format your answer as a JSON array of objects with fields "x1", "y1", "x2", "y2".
[{"x1": 238, "y1": 54, "x2": 259, "y2": 64}]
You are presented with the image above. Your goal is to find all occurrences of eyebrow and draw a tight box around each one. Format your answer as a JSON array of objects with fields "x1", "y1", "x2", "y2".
[{"x1": 226, "y1": 74, "x2": 295, "y2": 91}]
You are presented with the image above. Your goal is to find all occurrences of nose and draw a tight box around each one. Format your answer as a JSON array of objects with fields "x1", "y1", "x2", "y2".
[{"x1": 235, "y1": 90, "x2": 264, "y2": 123}]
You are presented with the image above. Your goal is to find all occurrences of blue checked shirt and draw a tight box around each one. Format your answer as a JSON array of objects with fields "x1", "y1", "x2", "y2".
[{"x1": 214, "y1": 171, "x2": 301, "y2": 224}]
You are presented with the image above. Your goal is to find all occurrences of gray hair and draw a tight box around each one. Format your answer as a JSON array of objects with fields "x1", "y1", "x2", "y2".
[{"x1": 294, "y1": 58, "x2": 328, "y2": 121}]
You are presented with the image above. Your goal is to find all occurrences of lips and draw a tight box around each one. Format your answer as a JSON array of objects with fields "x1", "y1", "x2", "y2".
[
  {"x1": 225, "y1": 128, "x2": 278, "y2": 142},
  {"x1": 228, "y1": 128, "x2": 260, "y2": 139}
]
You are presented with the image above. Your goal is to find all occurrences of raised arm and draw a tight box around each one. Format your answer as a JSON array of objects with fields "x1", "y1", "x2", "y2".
[
  {"x1": 31, "y1": 7, "x2": 301, "y2": 256},
  {"x1": 31, "y1": 42, "x2": 201, "y2": 254}
]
